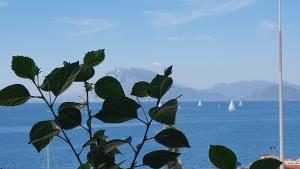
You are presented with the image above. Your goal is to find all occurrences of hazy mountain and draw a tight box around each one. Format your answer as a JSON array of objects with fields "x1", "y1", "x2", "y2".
[
  {"x1": 105, "y1": 68, "x2": 300, "y2": 101},
  {"x1": 106, "y1": 68, "x2": 226, "y2": 101}
]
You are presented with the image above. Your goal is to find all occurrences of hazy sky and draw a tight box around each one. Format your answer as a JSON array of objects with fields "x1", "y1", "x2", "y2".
[{"x1": 1, "y1": 0, "x2": 300, "y2": 90}]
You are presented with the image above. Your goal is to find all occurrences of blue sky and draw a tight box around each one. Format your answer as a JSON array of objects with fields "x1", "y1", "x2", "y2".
[{"x1": 1, "y1": 0, "x2": 300, "y2": 90}]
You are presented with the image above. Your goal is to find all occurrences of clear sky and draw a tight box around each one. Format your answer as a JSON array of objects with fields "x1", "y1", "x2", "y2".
[{"x1": 1, "y1": 0, "x2": 300, "y2": 90}]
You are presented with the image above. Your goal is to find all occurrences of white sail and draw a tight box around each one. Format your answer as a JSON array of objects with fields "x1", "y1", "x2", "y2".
[
  {"x1": 228, "y1": 100, "x2": 235, "y2": 112},
  {"x1": 218, "y1": 104, "x2": 221, "y2": 109},
  {"x1": 239, "y1": 100, "x2": 243, "y2": 107},
  {"x1": 198, "y1": 100, "x2": 202, "y2": 107}
]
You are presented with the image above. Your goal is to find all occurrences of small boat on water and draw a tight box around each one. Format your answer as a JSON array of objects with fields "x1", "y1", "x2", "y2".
[
  {"x1": 228, "y1": 100, "x2": 236, "y2": 112},
  {"x1": 239, "y1": 100, "x2": 243, "y2": 107},
  {"x1": 218, "y1": 104, "x2": 221, "y2": 109},
  {"x1": 198, "y1": 100, "x2": 202, "y2": 107}
]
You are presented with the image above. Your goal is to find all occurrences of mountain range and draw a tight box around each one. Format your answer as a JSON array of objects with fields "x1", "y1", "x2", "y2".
[{"x1": 105, "y1": 68, "x2": 300, "y2": 101}]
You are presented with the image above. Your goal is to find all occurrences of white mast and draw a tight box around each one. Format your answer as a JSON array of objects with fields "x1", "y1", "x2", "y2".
[{"x1": 278, "y1": 0, "x2": 284, "y2": 168}]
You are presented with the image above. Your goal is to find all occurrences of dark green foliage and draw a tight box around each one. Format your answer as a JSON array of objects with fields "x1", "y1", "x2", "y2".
[
  {"x1": 143, "y1": 150, "x2": 180, "y2": 168},
  {"x1": 56, "y1": 107, "x2": 82, "y2": 130},
  {"x1": 250, "y1": 158, "x2": 283, "y2": 169},
  {"x1": 95, "y1": 76, "x2": 125, "y2": 99},
  {"x1": 148, "y1": 74, "x2": 173, "y2": 99},
  {"x1": 209, "y1": 145, "x2": 237, "y2": 169},
  {"x1": 155, "y1": 127, "x2": 190, "y2": 148},
  {"x1": 58, "y1": 102, "x2": 85, "y2": 112},
  {"x1": 4, "y1": 49, "x2": 190, "y2": 169},
  {"x1": 95, "y1": 96, "x2": 140, "y2": 123},
  {"x1": 29, "y1": 120, "x2": 60, "y2": 152},
  {"x1": 131, "y1": 81, "x2": 150, "y2": 97},
  {"x1": 41, "y1": 61, "x2": 80, "y2": 96},
  {"x1": 75, "y1": 64, "x2": 95, "y2": 82},
  {"x1": 0, "y1": 84, "x2": 30, "y2": 106},
  {"x1": 84, "y1": 49, "x2": 105, "y2": 67},
  {"x1": 11, "y1": 56, "x2": 39, "y2": 81},
  {"x1": 149, "y1": 99, "x2": 178, "y2": 125},
  {"x1": 164, "y1": 65, "x2": 173, "y2": 77}
]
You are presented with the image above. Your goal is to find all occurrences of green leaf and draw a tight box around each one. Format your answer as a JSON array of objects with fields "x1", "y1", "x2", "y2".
[
  {"x1": 143, "y1": 150, "x2": 180, "y2": 168},
  {"x1": 209, "y1": 145, "x2": 237, "y2": 169},
  {"x1": 56, "y1": 107, "x2": 82, "y2": 130},
  {"x1": 75, "y1": 64, "x2": 95, "y2": 82},
  {"x1": 164, "y1": 65, "x2": 173, "y2": 77},
  {"x1": 84, "y1": 49, "x2": 105, "y2": 67},
  {"x1": 78, "y1": 162, "x2": 91, "y2": 169},
  {"x1": 41, "y1": 61, "x2": 80, "y2": 96},
  {"x1": 83, "y1": 138, "x2": 97, "y2": 148},
  {"x1": 0, "y1": 84, "x2": 30, "y2": 106},
  {"x1": 148, "y1": 74, "x2": 173, "y2": 99},
  {"x1": 93, "y1": 130, "x2": 107, "y2": 140},
  {"x1": 95, "y1": 76, "x2": 125, "y2": 99},
  {"x1": 149, "y1": 99, "x2": 178, "y2": 125},
  {"x1": 103, "y1": 137, "x2": 131, "y2": 154},
  {"x1": 250, "y1": 158, "x2": 282, "y2": 169},
  {"x1": 155, "y1": 127, "x2": 190, "y2": 148},
  {"x1": 87, "y1": 147, "x2": 115, "y2": 167},
  {"x1": 95, "y1": 96, "x2": 140, "y2": 123},
  {"x1": 11, "y1": 56, "x2": 39, "y2": 81},
  {"x1": 29, "y1": 120, "x2": 60, "y2": 152},
  {"x1": 58, "y1": 102, "x2": 85, "y2": 112},
  {"x1": 131, "y1": 81, "x2": 150, "y2": 97}
]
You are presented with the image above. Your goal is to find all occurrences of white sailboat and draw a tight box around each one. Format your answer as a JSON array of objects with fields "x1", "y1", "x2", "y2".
[
  {"x1": 218, "y1": 104, "x2": 221, "y2": 109},
  {"x1": 197, "y1": 100, "x2": 202, "y2": 107},
  {"x1": 239, "y1": 100, "x2": 243, "y2": 107},
  {"x1": 228, "y1": 100, "x2": 236, "y2": 112}
]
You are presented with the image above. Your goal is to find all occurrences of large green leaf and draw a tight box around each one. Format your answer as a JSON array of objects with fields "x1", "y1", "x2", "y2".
[
  {"x1": 95, "y1": 76, "x2": 125, "y2": 99},
  {"x1": 41, "y1": 61, "x2": 80, "y2": 96},
  {"x1": 0, "y1": 84, "x2": 30, "y2": 106},
  {"x1": 148, "y1": 74, "x2": 173, "y2": 99},
  {"x1": 29, "y1": 120, "x2": 60, "y2": 152},
  {"x1": 75, "y1": 64, "x2": 95, "y2": 82},
  {"x1": 58, "y1": 102, "x2": 85, "y2": 112},
  {"x1": 143, "y1": 150, "x2": 180, "y2": 168},
  {"x1": 11, "y1": 56, "x2": 39, "y2": 81},
  {"x1": 84, "y1": 49, "x2": 105, "y2": 67},
  {"x1": 209, "y1": 145, "x2": 237, "y2": 169},
  {"x1": 149, "y1": 99, "x2": 178, "y2": 125},
  {"x1": 249, "y1": 158, "x2": 282, "y2": 169},
  {"x1": 95, "y1": 96, "x2": 140, "y2": 123},
  {"x1": 131, "y1": 81, "x2": 150, "y2": 97},
  {"x1": 155, "y1": 127, "x2": 190, "y2": 148},
  {"x1": 56, "y1": 107, "x2": 82, "y2": 130},
  {"x1": 103, "y1": 137, "x2": 131, "y2": 154}
]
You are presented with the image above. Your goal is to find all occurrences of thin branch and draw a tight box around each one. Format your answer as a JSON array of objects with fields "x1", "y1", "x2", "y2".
[
  {"x1": 129, "y1": 98, "x2": 161, "y2": 169},
  {"x1": 84, "y1": 82, "x2": 93, "y2": 140},
  {"x1": 133, "y1": 164, "x2": 145, "y2": 168},
  {"x1": 57, "y1": 135, "x2": 68, "y2": 142},
  {"x1": 136, "y1": 117, "x2": 147, "y2": 125},
  {"x1": 78, "y1": 146, "x2": 85, "y2": 156},
  {"x1": 136, "y1": 97, "x2": 149, "y2": 123},
  {"x1": 80, "y1": 124, "x2": 89, "y2": 132},
  {"x1": 146, "y1": 136, "x2": 155, "y2": 141},
  {"x1": 128, "y1": 142, "x2": 137, "y2": 153},
  {"x1": 32, "y1": 81, "x2": 83, "y2": 166},
  {"x1": 30, "y1": 96, "x2": 43, "y2": 99}
]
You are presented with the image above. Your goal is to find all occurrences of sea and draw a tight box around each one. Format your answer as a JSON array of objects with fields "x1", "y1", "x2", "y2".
[{"x1": 1, "y1": 101, "x2": 300, "y2": 169}]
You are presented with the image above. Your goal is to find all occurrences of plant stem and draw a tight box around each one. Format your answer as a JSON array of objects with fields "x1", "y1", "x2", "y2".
[
  {"x1": 129, "y1": 98, "x2": 161, "y2": 169},
  {"x1": 84, "y1": 82, "x2": 93, "y2": 140},
  {"x1": 33, "y1": 82, "x2": 83, "y2": 166},
  {"x1": 136, "y1": 97, "x2": 149, "y2": 122}
]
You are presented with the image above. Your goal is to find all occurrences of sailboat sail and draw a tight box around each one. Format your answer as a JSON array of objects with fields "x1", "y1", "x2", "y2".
[
  {"x1": 239, "y1": 100, "x2": 243, "y2": 107},
  {"x1": 198, "y1": 100, "x2": 202, "y2": 107},
  {"x1": 228, "y1": 100, "x2": 235, "y2": 112}
]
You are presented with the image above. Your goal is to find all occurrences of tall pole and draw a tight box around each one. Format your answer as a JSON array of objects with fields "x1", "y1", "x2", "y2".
[{"x1": 278, "y1": 0, "x2": 284, "y2": 169}]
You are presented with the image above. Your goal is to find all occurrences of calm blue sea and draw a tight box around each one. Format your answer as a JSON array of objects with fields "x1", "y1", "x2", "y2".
[{"x1": 1, "y1": 101, "x2": 300, "y2": 169}]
